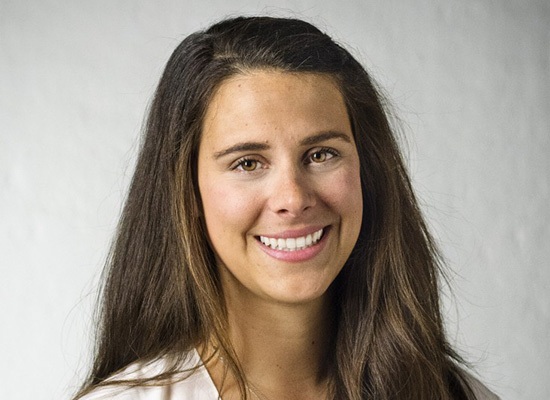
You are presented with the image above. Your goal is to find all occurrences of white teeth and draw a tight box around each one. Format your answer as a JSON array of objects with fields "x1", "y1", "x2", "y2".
[
  {"x1": 286, "y1": 238, "x2": 296, "y2": 249},
  {"x1": 259, "y1": 228, "x2": 324, "y2": 251},
  {"x1": 313, "y1": 230, "x2": 320, "y2": 242}
]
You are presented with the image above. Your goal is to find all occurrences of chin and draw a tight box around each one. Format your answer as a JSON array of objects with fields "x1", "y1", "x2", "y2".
[{"x1": 259, "y1": 279, "x2": 334, "y2": 305}]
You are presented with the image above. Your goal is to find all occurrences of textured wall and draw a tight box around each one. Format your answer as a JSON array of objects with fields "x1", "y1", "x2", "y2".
[{"x1": 1, "y1": 1, "x2": 548, "y2": 399}]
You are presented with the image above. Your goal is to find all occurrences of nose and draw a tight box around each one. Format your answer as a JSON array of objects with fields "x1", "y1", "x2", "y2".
[{"x1": 268, "y1": 165, "x2": 316, "y2": 217}]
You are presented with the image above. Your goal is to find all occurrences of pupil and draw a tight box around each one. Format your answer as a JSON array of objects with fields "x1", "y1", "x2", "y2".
[{"x1": 244, "y1": 160, "x2": 255, "y2": 170}]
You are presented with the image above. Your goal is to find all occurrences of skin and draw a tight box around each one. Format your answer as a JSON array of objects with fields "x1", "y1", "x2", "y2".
[{"x1": 198, "y1": 71, "x2": 363, "y2": 399}]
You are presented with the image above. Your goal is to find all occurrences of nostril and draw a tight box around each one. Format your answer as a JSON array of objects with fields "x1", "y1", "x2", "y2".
[{"x1": 275, "y1": 199, "x2": 315, "y2": 216}]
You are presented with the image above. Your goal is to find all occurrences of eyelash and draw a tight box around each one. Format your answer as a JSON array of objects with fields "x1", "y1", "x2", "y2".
[
  {"x1": 232, "y1": 157, "x2": 263, "y2": 172},
  {"x1": 304, "y1": 147, "x2": 339, "y2": 164},
  {"x1": 231, "y1": 147, "x2": 340, "y2": 172}
]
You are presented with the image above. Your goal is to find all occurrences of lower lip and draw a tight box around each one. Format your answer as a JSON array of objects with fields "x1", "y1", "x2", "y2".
[{"x1": 256, "y1": 228, "x2": 330, "y2": 262}]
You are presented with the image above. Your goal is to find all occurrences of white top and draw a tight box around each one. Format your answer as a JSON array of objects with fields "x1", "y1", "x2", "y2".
[
  {"x1": 79, "y1": 350, "x2": 220, "y2": 400},
  {"x1": 79, "y1": 350, "x2": 499, "y2": 399}
]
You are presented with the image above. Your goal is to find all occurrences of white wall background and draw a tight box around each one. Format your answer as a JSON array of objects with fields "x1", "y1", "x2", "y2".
[{"x1": 1, "y1": 1, "x2": 548, "y2": 399}]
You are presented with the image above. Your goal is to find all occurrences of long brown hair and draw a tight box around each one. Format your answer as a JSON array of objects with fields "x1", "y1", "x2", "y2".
[{"x1": 75, "y1": 16, "x2": 474, "y2": 399}]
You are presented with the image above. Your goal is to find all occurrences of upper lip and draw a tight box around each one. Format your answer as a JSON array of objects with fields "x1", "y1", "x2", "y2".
[{"x1": 255, "y1": 225, "x2": 328, "y2": 239}]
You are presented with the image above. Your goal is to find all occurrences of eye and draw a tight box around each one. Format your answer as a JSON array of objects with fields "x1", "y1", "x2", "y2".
[
  {"x1": 306, "y1": 148, "x2": 339, "y2": 164},
  {"x1": 310, "y1": 151, "x2": 326, "y2": 163},
  {"x1": 233, "y1": 157, "x2": 262, "y2": 172}
]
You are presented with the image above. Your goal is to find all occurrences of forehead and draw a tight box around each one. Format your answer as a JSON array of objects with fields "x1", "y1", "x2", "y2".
[
  {"x1": 201, "y1": 71, "x2": 350, "y2": 146},
  {"x1": 211, "y1": 70, "x2": 343, "y2": 102}
]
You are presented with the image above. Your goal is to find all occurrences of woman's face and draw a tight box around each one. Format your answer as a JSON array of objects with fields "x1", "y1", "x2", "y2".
[{"x1": 198, "y1": 71, "x2": 362, "y2": 305}]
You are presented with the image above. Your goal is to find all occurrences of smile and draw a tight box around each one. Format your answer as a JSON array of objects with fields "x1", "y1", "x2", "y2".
[{"x1": 258, "y1": 228, "x2": 324, "y2": 251}]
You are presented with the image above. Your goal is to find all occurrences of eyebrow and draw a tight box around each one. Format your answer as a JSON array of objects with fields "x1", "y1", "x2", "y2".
[
  {"x1": 213, "y1": 130, "x2": 351, "y2": 159},
  {"x1": 299, "y1": 130, "x2": 351, "y2": 146},
  {"x1": 214, "y1": 142, "x2": 270, "y2": 159}
]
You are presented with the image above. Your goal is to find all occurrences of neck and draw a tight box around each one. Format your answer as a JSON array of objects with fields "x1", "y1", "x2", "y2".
[{"x1": 206, "y1": 285, "x2": 336, "y2": 400}]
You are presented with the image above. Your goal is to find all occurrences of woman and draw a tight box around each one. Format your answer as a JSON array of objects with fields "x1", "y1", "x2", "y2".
[{"x1": 75, "y1": 16, "x2": 498, "y2": 400}]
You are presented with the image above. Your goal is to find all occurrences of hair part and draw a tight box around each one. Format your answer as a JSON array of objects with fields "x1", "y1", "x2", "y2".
[{"x1": 75, "y1": 16, "x2": 474, "y2": 400}]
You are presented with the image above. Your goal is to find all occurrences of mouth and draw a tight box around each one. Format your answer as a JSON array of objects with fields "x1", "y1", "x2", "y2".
[{"x1": 256, "y1": 227, "x2": 327, "y2": 252}]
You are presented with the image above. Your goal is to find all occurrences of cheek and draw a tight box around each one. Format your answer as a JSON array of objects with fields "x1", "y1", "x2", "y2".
[
  {"x1": 200, "y1": 177, "x2": 261, "y2": 237},
  {"x1": 324, "y1": 165, "x2": 363, "y2": 219}
]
